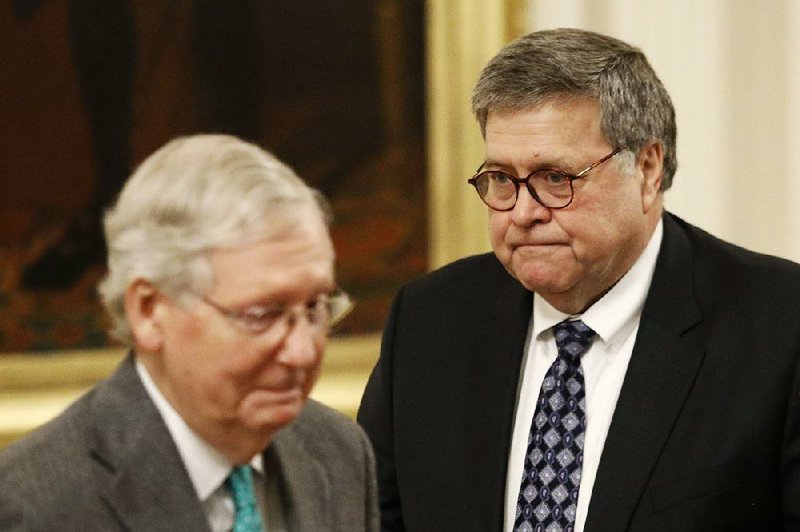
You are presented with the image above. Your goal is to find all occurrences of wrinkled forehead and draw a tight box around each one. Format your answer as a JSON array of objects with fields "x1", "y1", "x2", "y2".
[
  {"x1": 214, "y1": 199, "x2": 331, "y2": 251},
  {"x1": 206, "y1": 214, "x2": 336, "y2": 298},
  {"x1": 484, "y1": 99, "x2": 606, "y2": 155}
]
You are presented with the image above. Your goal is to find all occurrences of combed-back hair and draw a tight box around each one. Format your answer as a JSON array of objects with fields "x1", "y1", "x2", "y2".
[{"x1": 98, "y1": 134, "x2": 330, "y2": 344}]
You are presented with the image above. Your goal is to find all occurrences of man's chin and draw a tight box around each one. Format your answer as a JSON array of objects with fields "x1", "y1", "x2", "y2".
[
  {"x1": 513, "y1": 268, "x2": 571, "y2": 295},
  {"x1": 242, "y1": 391, "x2": 306, "y2": 430},
  {"x1": 510, "y1": 249, "x2": 571, "y2": 282}
]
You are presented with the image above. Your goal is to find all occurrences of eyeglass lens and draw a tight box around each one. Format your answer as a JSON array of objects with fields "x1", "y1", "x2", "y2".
[{"x1": 472, "y1": 170, "x2": 574, "y2": 210}]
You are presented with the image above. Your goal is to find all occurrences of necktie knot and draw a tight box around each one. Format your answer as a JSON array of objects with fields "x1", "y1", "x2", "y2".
[
  {"x1": 226, "y1": 465, "x2": 264, "y2": 532},
  {"x1": 553, "y1": 319, "x2": 596, "y2": 363}
]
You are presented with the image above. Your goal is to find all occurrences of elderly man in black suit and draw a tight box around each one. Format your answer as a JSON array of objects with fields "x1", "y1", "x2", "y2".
[
  {"x1": 358, "y1": 28, "x2": 800, "y2": 531},
  {"x1": 0, "y1": 134, "x2": 378, "y2": 531}
]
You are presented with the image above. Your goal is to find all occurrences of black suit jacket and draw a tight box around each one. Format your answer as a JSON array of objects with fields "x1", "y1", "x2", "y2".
[
  {"x1": 0, "y1": 355, "x2": 378, "y2": 531},
  {"x1": 358, "y1": 213, "x2": 800, "y2": 531}
]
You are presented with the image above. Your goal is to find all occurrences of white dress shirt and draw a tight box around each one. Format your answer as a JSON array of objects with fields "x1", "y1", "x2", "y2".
[
  {"x1": 504, "y1": 220, "x2": 663, "y2": 532},
  {"x1": 136, "y1": 362, "x2": 280, "y2": 531}
]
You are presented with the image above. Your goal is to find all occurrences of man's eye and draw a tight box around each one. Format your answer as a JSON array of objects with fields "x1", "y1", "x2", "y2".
[
  {"x1": 539, "y1": 171, "x2": 569, "y2": 186},
  {"x1": 489, "y1": 171, "x2": 514, "y2": 185},
  {"x1": 305, "y1": 297, "x2": 329, "y2": 324},
  {"x1": 241, "y1": 307, "x2": 283, "y2": 328}
]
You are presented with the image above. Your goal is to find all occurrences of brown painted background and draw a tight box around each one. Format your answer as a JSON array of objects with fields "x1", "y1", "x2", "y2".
[{"x1": 0, "y1": 0, "x2": 426, "y2": 352}]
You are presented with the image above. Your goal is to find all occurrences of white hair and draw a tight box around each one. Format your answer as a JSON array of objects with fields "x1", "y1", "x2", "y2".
[{"x1": 98, "y1": 134, "x2": 330, "y2": 344}]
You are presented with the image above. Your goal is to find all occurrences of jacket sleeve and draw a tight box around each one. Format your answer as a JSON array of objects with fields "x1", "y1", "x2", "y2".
[
  {"x1": 782, "y1": 345, "x2": 800, "y2": 528},
  {"x1": 358, "y1": 286, "x2": 406, "y2": 531}
]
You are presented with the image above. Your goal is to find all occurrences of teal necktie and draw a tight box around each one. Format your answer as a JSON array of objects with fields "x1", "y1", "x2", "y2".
[{"x1": 226, "y1": 465, "x2": 265, "y2": 532}]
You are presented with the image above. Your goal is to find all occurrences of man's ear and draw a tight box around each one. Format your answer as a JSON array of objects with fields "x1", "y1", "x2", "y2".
[
  {"x1": 637, "y1": 142, "x2": 664, "y2": 213},
  {"x1": 125, "y1": 279, "x2": 164, "y2": 354}
]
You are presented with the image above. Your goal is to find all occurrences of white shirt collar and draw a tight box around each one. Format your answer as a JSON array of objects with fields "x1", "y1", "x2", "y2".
[
  {"x1": 135, "y1": 360, "x2": 264, "y2": 501},
  {"x1": 532, "y1": 219, "x2": 663, "y2": 348}
]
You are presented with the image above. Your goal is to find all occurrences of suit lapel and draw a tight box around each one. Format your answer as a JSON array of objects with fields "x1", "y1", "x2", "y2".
[
  {"x1": 269, "y1": 424, "x2": 330, "y2": 530},
  {"x1": 585, "y1": 214, "x2": 705, "y2": 531},
  {"x1": 464, "y1": 271, "x2": 533, "y2": 530},
  {"x1": 89, "y1": 356, "x2": 211, "y2": 531}
]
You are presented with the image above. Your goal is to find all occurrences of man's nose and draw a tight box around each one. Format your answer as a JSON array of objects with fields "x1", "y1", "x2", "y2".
[
  {"x1": 510, "y1": 184, "x2": 552, "y2": 225},
  {"x1": 274, "y1": 315, "x2": 320, "y2": 368}
]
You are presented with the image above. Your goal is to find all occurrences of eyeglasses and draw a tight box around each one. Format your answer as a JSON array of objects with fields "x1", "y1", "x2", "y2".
[
  {"x1": 194, "y1": 289, "x2": 354, "y2": 339},
  {"x1": 467, "y1": 147, "x2": 625, "y2": 211}
]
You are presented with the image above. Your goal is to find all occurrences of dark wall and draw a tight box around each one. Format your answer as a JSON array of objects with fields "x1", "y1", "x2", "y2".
[{"x1": 0, "y1": 0, "x2": 426, "y2": 351}]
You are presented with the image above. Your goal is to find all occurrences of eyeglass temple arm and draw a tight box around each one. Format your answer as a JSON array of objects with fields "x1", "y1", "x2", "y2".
[{"x1": 575, "y1": 147, "x2": 624, "y2": 179}]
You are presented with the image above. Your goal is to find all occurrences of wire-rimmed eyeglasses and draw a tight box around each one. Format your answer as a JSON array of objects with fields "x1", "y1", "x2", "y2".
[
  {"x1": 194, "y1": 289, "x2": 354, "y2": 339},
  {"x1": 467, "y1": 147, "x2": 625, "y2": 211}
]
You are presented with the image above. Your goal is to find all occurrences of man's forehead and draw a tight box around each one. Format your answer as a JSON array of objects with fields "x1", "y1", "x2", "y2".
[
  {"x1": 484, "y1": 99, "x2": 606, "y2": 163},
  {"x1": 208, "y1": 228, "x2": 334, "y2": 288}
]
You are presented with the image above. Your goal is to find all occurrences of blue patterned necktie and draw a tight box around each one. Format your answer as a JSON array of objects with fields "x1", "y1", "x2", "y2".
[
  {"x1": 226, "y1": 465, "x2": 265, "y2": 532},
  {"x1": 515, "y1": 319, "x2": 596, "y2": 532}
]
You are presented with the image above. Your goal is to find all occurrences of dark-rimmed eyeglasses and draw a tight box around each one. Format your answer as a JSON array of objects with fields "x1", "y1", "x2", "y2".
[
  {"x1": 195, "y1": 289, "x2": 354, "y2": 339},
  {"x1": 467, "y1": 147, "x2": 625, "y2": 211}
]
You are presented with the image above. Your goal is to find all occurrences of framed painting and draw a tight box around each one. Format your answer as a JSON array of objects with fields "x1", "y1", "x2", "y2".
[
  {"x1": 0, "y1": 0, "x2": 522, "y2": 444},
  {"x1": 0, "y1": 0, "x2": 426, "y2": 352}
]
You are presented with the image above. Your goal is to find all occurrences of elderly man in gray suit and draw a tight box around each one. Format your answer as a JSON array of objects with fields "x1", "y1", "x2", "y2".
[{"x1": 0, "y1": 135, "x2": 378, "y2": 531}]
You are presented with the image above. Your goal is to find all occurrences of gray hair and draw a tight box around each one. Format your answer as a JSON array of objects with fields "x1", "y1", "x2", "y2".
[
  {"x1": 472, "y1": 28, "x2": 677, "y2": 190},
  {"x1": 98, "y1": 134, "x2": 331, "y2": 345}
]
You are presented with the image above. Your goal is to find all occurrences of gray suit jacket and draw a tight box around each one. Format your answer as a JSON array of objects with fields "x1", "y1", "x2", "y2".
[{"x1": 0, "y1": 355, "x2": 378, "y2": 531}]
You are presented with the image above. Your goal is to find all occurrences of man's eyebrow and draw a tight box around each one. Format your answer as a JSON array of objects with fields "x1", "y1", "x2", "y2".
[
  {"x1": 483, "y1": 156, "x2": 576, "y2": 173},
  {"x1": 482, "y1": 158, "x2": 513, "y2": 171}
]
